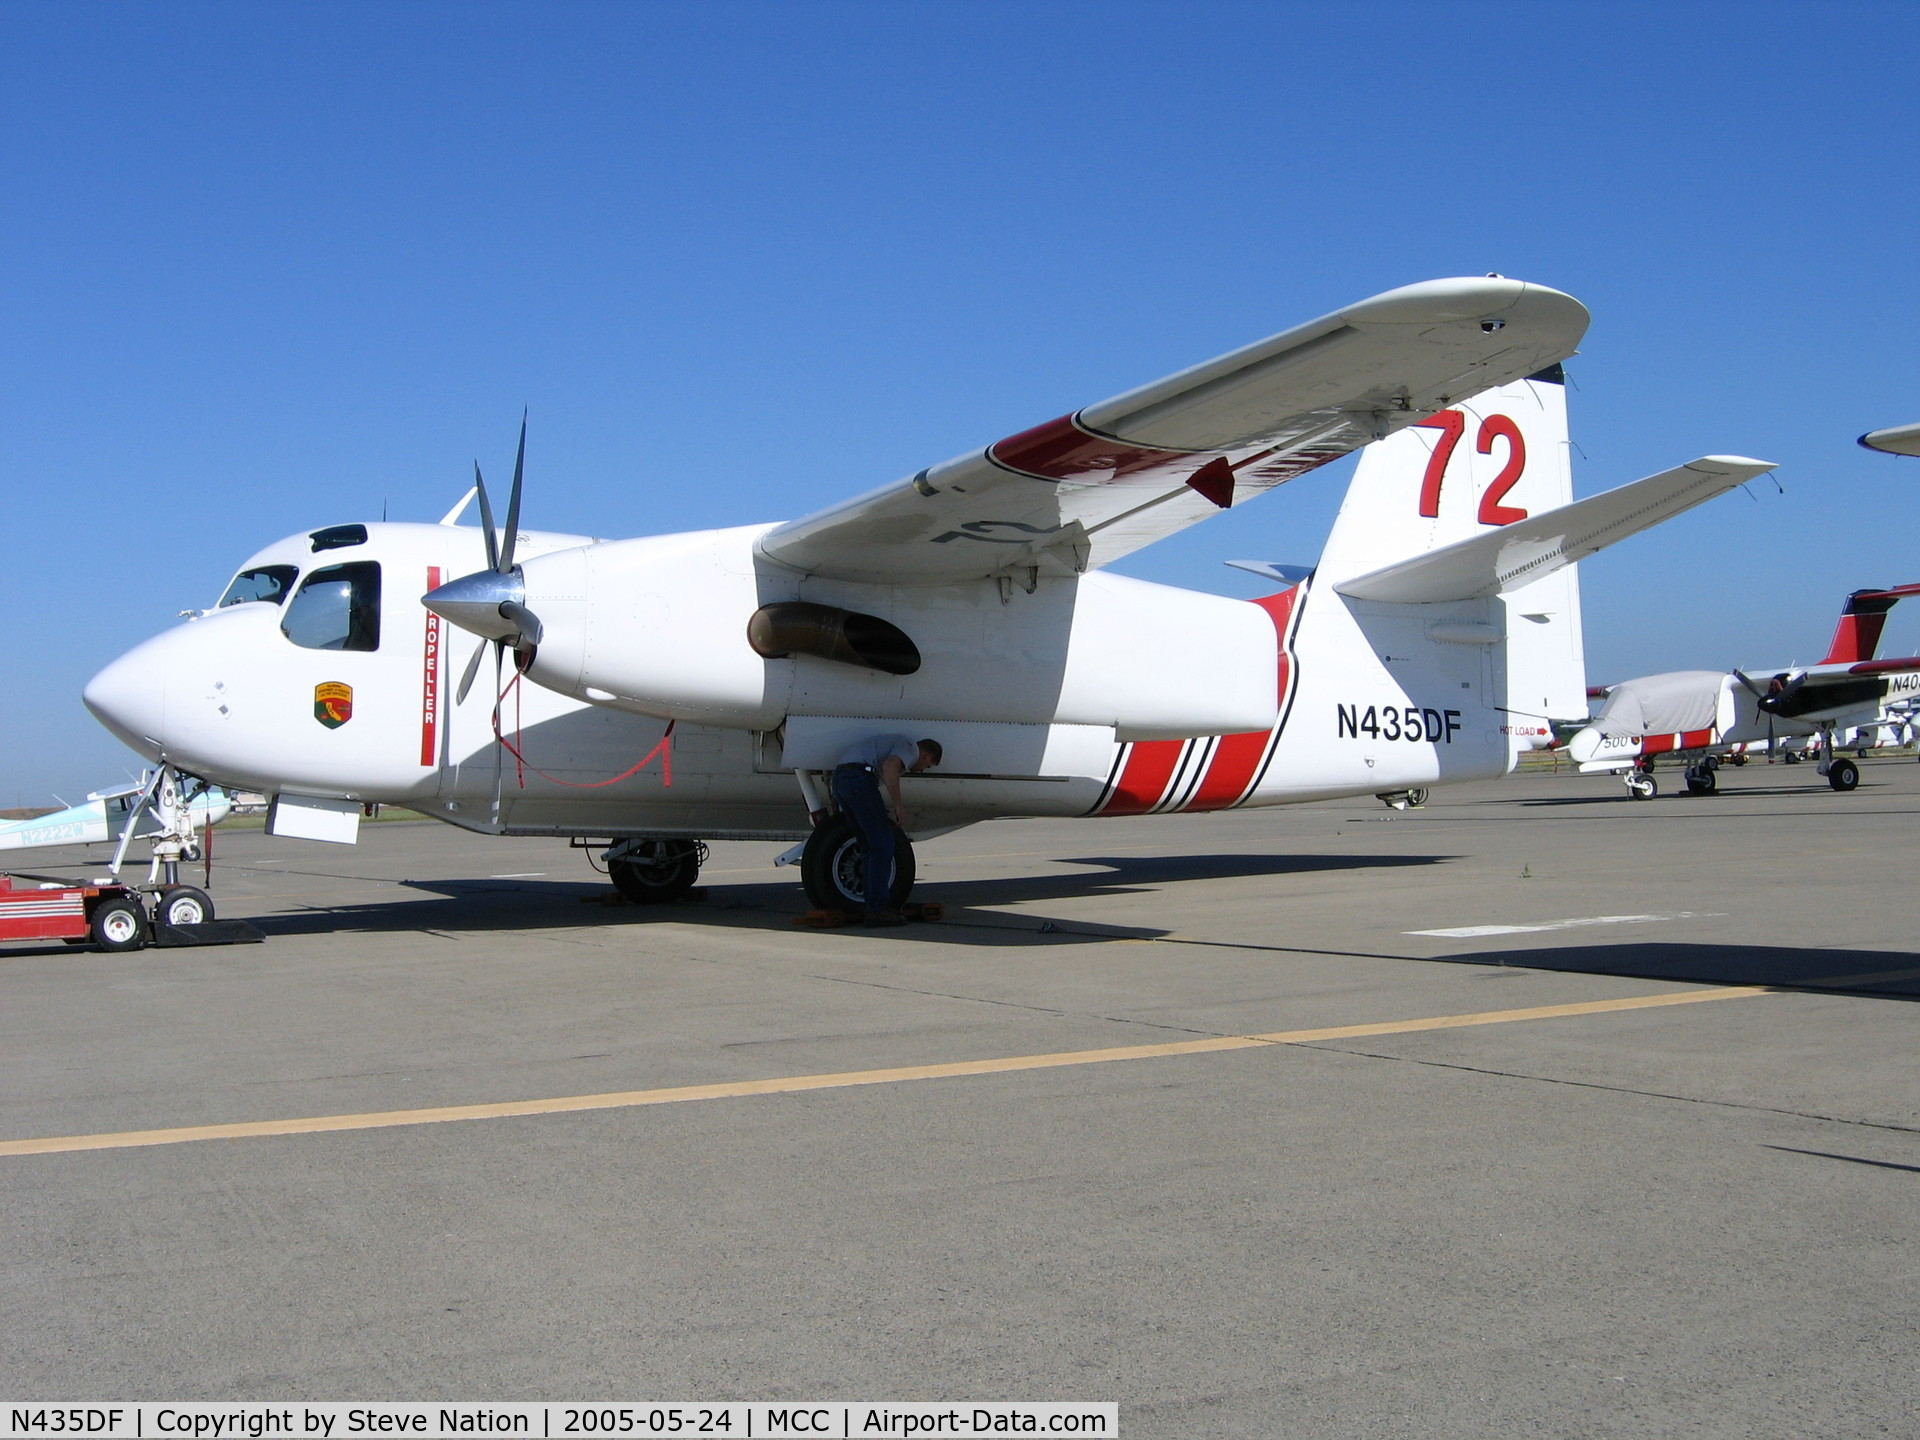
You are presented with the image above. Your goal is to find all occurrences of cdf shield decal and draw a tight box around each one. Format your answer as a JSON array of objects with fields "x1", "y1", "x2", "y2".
[{"x1": 314, "y1": 681, "x2": 354, "y2": 729}]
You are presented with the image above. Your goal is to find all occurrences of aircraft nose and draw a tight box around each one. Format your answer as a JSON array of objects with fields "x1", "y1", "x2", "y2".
[{"x1": 83, "y1": 639, "x2": 170, "y2": 761}]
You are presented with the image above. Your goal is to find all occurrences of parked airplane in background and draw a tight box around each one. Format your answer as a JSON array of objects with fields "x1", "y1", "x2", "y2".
[
  {"x1": 1568, "y1": 584, "x2": 1920, "y2": 797},
  {"x1": 82, "y1": 277, "x2": 1773, "y2": 915},
  {"x1": 0, "y1": 778, "x2": 232, "y2": 855}
]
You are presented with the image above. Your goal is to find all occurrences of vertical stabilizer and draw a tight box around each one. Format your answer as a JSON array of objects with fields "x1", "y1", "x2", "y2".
[
  {"x1": 1316, "y1": 367, "x2": 1589, "y2": 732},
  {"x1": 1820, "y1": 585, "x2": 1920, "y2": 664}
]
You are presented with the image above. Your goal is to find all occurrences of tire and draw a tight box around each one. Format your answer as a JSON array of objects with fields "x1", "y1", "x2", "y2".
[
  {"x1": 1828, "y1": 758, "x2": 1860, "y2": 792},
  {"x1": 1406, "y1": 788, "x2": 1430, "y2": 808},
  {"x1": 607, "y1": 840, "x2": 703, "y2": 904},
  {"x1": 1783, "y1": 750, "x2": 1801, "y2": 764},
  {"x1": 89, "y1": 897, "x2": 146, "y2": 952},
  {"x1": 157, "y1": 885, "x2": 214, "y2": 927},
  {"x1": 800, "y1": 813, "x2": 915, "y2": 912},
  {"x1": 1686, "y1": 774, "x2": 1715, "y2": 796},
  {"x1": 1627, "y1": 773, "x2": 1657, "y2": 801}
]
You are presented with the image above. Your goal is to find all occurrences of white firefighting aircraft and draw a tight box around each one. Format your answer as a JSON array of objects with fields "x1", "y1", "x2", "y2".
[
  {"x1": 1567, "y1": 583, "x2": 1920, "y2": 797},
  {"x1": 83, "y1": 277, "x2": 1775, "y2": 912}
]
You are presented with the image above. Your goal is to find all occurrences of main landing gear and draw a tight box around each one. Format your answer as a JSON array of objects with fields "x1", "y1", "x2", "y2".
[
  {"x1": 799, "y1": 813, "x2": 916, "y2": 912},
  {"x1": 1375, "y1": 788, "x2": 1430, "y2": 811},
  {"x1": 1811, "y1": 731, "x2": 1860, "y2": 792},
  {"x1": 1684, "y1": 756, "x2": 1719, "y2": 796}
]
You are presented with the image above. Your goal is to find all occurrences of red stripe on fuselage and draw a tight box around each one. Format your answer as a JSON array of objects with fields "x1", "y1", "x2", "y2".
[
  {"x1": 420, "y1": 566, "x2": 442, "y2": 767},
  {"x1": 1100, "y1": 739, "x2": 1186, "y2": 816},
  {"x1": 1639, "y1": 728, "x2": 1716, "y2": 757},
  {"x1": 1184, "y1": 588, "x2": 1301, "y2": 811}
]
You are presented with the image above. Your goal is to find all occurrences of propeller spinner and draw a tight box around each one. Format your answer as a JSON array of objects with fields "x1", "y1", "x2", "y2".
[{"x1": 423, "y1": 413, "x2": 543, "y2": 704}]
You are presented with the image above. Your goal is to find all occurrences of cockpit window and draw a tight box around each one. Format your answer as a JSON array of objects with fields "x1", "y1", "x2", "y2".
[
  {"x1": 280, "y1": 561, "x2": 382, "y2": 651},
  {"x1": 218, "y1": 565, "x2": 299, "y2": 608}
]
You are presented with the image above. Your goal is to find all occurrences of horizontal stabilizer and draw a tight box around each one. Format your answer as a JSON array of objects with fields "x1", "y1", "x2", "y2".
[{"x1": 1334, "y1": 456, "x2": 1776, "y2": 604}]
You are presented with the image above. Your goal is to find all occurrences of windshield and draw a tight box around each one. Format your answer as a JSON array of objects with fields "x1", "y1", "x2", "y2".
[
  {"x1": 280, "y1": 562, "x2": 382, "y2": 651},
  {"x1": 218, "y1": 565, "x2": 299, "y2": 608}
]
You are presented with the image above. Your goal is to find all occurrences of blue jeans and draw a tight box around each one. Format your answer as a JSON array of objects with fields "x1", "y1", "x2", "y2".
[{"x1": 831, "y1": 763, "x2": 893, "y2": 910}]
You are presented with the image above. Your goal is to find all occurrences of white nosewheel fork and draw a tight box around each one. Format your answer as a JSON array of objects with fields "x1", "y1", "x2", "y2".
[
  {"x1": 1625, "y1": 763, "x2": 1657, "y2": 801},
  {"x1": 105, "y1": 762, "x2": 222, "y2": 929}
]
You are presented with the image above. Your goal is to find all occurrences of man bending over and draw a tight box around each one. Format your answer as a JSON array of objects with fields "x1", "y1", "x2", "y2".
[{"x1": 831, "y1": 735, "x2": 942, "y2": 925}]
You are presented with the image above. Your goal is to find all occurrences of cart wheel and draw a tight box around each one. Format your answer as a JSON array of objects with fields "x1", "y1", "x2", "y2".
[
  {"x1": 90, "y1": 897, "x2": 147, "y2": 952},
  {"x1": 158, "y1": 885, "x2": 215, "y2": 926},
  {"x1": 1828, "y1": 758, "x2": 1860, "y2": 792}
]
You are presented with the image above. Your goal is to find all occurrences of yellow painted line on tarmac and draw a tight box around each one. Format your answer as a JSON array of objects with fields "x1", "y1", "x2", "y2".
[{"x1": 0, "y1": 986, "x2": 1768, "y2": 1158}]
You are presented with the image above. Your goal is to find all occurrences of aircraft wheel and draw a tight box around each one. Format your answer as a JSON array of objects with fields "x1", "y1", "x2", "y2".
[
  {"x1": 1828, "y1": 758, "x2": 1860, "y2": 792},
  {"x1": 1727, "y1": 753, "x2": 1748, "y2": 767},
  {"x1": 607, "y1": 839, "x2": 703, "y2": 904},
  {"x1": 1627, "y1": 772, "x2": 1657, "y2": 801},
  {"x1": 157, "y1": 885, "x2": 215, "y2": 927},
  {"x1": 800, "y1": 813, "x2": 915, "y2": 912},
  {"x1": 1405, "y1": 788, "x2": 1430, "y2": 809},
  {"x1": 1783, "y1": 750, "x2": 1801, "y2": 764},
  {"x1": 89, "y1": 897, "x2": 147, "y2": 952},
  {"x1": 1686, "y1": 773, "x2": 1716, "y2": 796}
]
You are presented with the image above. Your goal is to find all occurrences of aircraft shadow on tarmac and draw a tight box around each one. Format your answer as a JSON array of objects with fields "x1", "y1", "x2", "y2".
[
  {"x1": 1434, "y1": 941, "x2": 1920, "y2": 999},
  {"x1": 208, "y1": 850, "x2": 1454, "y2": 948}
]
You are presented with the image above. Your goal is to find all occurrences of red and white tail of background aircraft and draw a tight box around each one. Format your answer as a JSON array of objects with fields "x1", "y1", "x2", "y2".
[
  {"x1": 1567, "y1": 584, "x2": 1920, "y2": 798},
  {"x1": 83, "y1": 277, "x2": 1775, "y2": 912}
]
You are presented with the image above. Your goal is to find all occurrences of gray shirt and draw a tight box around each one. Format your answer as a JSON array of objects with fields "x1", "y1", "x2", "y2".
[{"x1": 838, "y1": 734, "x2": 919, "y2": 770}]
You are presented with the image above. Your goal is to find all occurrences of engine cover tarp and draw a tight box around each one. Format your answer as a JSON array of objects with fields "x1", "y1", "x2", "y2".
[{"x1": 1590, "y1": 671, "x2": 1724, "y2": 737}]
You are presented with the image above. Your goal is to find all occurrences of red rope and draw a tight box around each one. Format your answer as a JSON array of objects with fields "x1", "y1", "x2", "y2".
[{"x1": 492, "y1": 672, "x2": 674, "y2": 789}]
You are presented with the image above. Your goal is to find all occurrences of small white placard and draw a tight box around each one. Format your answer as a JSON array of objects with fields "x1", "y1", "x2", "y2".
[{"x1": 266, "y1": 794, "x2": 362, "y2": 845}]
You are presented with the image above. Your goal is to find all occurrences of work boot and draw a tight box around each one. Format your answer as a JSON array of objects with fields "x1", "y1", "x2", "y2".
[{"x1": 863, "y1": 909, "x2": 908, "y2": 927}]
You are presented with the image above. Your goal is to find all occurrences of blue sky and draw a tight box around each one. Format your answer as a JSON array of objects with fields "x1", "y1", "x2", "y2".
[{"x1": 4, "y1": 1, "x2": 1917, "y2": 804}]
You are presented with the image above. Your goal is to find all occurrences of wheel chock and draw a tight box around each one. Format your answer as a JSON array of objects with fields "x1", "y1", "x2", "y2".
[{"x1": 793, "y1": 908, "x2": 858, "y2": 928}]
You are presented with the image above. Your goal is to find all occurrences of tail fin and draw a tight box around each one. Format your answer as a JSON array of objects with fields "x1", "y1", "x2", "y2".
[
  {"x1": 1316, "y1": 366, "x2": 1573, "y2": 587},
  {"x1": 1821, "y1": 584, "x2": 1920, "y2": 664},
  {"x1": 1315, "y1": 367, "x2": 1588, "y2": 722}
]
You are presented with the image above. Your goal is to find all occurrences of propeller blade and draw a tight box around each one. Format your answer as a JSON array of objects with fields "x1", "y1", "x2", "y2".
[
  {"x1": 474, "y1": 462, "x2": 499, "y2": 573},
  {"x1": 499, "y1": 411, "x2": 527, "y2": 574},
  {"x1": 1732, "y1": 669, "x2": 1765, "y2": 698},
  {"x1": 455, "y1": 636, "x2": 490, "y2": 705}
]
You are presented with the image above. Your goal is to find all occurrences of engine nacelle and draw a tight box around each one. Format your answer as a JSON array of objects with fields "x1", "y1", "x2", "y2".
[{"x1": 519, "y1": 523, "x2": 1280, "y2": 739}]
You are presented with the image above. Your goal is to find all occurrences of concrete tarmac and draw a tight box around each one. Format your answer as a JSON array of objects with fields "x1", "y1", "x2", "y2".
[{"x1": 3, "y1": 758, "x2": 1918, "y2": 1437}]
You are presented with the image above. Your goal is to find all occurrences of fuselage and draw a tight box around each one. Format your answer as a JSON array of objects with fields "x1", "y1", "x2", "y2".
[{"x1": 83, "y1": 518, "x2": 1534, "y2": 842}]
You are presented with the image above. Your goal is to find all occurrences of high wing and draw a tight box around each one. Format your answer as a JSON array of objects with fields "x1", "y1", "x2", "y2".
[
  {"x1": 1334, "y1": 456, "x2": 1776, "y2": 603},
  {"x1": 759, "y1": 277, "x2": 1590, "y2": 584},
  {"x1": 1740, "y1": 654, "x2": 1920, "y2": 721}
]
